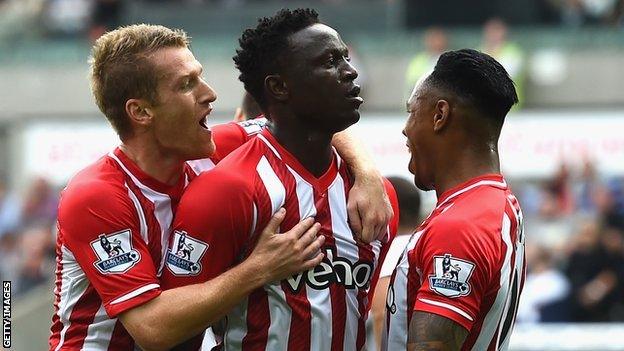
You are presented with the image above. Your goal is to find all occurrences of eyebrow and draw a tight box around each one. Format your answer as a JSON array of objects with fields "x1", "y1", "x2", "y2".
[
  {"x1": 175, "y1": 66, "x2": 203, "y2": 83},
  {"x1": 316, "y1": 45, "x2": 349, "y2": 60}
]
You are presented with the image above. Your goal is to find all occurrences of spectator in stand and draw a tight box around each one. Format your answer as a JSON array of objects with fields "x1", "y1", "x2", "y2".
[
  {"x1": 600, "y1": 225, "x2": 624, "y2": 320},
  {"x1": 548, "y1": 163, "x2": 575, "y2": 215},
  {"x1": 19, "y1": 176, "x2": 58, "y2": 230},
  {"x1": 89, "y1": 0, "x2": 124, "y2": 41},
  {"x1": 0, "y1": 178, "x2": 21, "y2": 240},
  {"x1": 481, "y1": 18, "x2": 525, "y2": 108},
  {"x1": 517, "y1": 243, "x2": 571, "y2": 323},
  {"x1": 565, "y1": 219, "x2": 620, "y2": 322},
  {"x1": 404, "y1": 27, "x2": 448, "y2": 98}
]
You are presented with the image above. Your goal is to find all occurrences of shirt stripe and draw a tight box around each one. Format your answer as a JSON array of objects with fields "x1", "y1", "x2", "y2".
[{"x1": 418, "y1": 298, "x2": 474, "y2": 321}]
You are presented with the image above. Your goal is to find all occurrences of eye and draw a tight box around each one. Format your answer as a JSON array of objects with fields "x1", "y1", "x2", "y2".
[
  {"x1": 181, "y1": 77, "x2": 198, "y2": 91},
  {"x1": 325, "y1": 55, "x2": 337, "y2": 67}
]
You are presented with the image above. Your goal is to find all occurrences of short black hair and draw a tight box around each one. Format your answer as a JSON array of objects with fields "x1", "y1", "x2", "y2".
[
  {"x1": 233, "y1": 8, "x2": 320, "y2": 110},
  {"x1": 427, "y1": 49, "x2": 518, "y2": 124}
]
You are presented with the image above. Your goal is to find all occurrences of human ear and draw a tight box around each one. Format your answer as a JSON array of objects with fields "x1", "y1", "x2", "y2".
[
  {"x1": 125, "y1": 99, "x2": 153, "y2": 127},
  {"x1": 265, "y1": 75, "x2": 289, "y2": 102},
  {"x1": 432, "y1": 99, "x2": 450, "y2": 132}
]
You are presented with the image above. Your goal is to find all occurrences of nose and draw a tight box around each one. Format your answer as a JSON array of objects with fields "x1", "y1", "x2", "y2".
[
  {"x1": 341, "y1": 58, "x2": 358, "y2": 82},
  {"x1": 198, "y1": 78, "x2": 217, "y2": 105}
]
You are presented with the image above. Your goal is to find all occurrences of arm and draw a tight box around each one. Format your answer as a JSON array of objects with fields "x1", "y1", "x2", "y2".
[
  {"x1": 407, "y1": 311, "x2": 468, "y2": 351},
  {"x1": 371, "y1": 276, "x2": 391, "y2": 350},
  {"x1": 332, "y1": 128, "x2": 393, "y2": 243},
  {"x1": 121, "y1": 209, "x2": 324, "y2": 351}
]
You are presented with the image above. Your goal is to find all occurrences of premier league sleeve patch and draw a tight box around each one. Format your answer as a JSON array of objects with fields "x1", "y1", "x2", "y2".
[
  {"x1": 237, "y1": 117, "x2": 267, "y2": 135},
  {"x1": 166, "y1": 230, "x2": 209, "y2": 276},
  {"x1": 90, "y1": 230, "x2": 141, "y2": 274},
  {"x1": 428, "y1": 254, "x2": 475, "y2": 298}
]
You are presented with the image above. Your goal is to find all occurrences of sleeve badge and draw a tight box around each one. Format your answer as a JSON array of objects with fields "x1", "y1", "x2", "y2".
[
  {"x1": 166, "y1": 230, "x2": 209, "y2": 276},
  {"x1": 90, "y1": 229, "x2": 141, "y2": 274},
  {"x1": 428, "y1": 254, "x2": 475, "y2": 298}
]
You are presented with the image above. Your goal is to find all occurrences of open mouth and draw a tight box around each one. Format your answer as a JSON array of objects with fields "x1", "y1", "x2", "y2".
[
  {"x1": 199, "y1": 107, "x2": 212, "y2": 130},
  {"x1": 199, "y1": 115, "x2": 211, "y2": 130}
]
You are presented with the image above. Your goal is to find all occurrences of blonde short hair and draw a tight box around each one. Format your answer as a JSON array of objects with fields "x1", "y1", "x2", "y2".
[{"x1": 89, "y1": 24, "x2": 190, "y2": 140}]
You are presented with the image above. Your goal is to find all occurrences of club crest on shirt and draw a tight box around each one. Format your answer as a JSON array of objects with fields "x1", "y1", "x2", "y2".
[
  {"x1": 90, "y1": 230, "x2": 140, "y2": 274},
  {"x1": 428, "y1": 254, "x2": 475, "y2": 298},
  {"x1": 166, "y1": 230, "x2": 209, "y2": 276}
]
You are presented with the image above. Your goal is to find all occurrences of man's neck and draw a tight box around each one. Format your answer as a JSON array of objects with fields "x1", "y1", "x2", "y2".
[
  {"x1": 433, "y1": 148, "x2": 501, "y2": 198},
  {"x1": 119, "y1": 140, "x2": 186, "y2": 186},
  {"x1": 268, "y1": 122, "x2": 334, "y2": 178}
]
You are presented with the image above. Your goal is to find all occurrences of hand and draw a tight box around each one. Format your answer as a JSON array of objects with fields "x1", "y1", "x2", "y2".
[
  {"x1": 249, "y1": 208, "x2": 325, "y2": 283},
  {"x1": 347, "y1": 172, "x2": 393, "y2": 243}
]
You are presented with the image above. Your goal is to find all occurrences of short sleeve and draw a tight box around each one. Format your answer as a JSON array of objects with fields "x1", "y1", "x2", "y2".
[
  {"x1": 380, "y1": 235, "x2": 411, "y2": 278},
  {"x1": 57, "y1": 181, "x2": 161, "y2": 318},
  {"x1": 160, "y1": 168, "x2": 255, "y2": 290},
  {"x1": 411, "y1": 220, "x2": 491, "y2": 331},
  {"x1": 210, "y1": 118, "x2": 267, "y2": 162}
]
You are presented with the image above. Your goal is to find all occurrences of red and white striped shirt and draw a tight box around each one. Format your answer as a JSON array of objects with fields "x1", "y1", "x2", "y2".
[
  {"x1": 161, "y1": 128, "x2": 399, "y2": 351},
  {"x1": 383, "y1": 174, "x2": 525, "y2": 351},
  {"x1": 49, "y1": 121, "x2": 264, "y2": 351}
]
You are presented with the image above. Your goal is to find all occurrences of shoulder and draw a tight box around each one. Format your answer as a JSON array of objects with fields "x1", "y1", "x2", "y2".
[
  {"x1": 60, "y1": 157, "x2": 129, "y2": 215},
  {"x1": 181, "y1": 152, "x2": 261, "y2": 207},
  {"x1": 418, "y1": 189, "x2": 510, "y2": 267},
  {"x1": 434, "y1": 186, "x2": 508, "y2": 233},
  {"x1": 186, "y1": 165, "x2": 250, "y2": 194},
  {"x1": 57, "y1": 157, "x2": 139, "y2": 245}
]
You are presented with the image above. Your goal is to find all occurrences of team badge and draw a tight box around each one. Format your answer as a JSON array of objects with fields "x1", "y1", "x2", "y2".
[
  {"x1": 238, "y1": 118, "x2": 266, "y2": 135},
  {"x1": 428, "y1": 254, "x2": 475, "y2": 298},
  {"x1": 91, "y1": 230, "x2": 140, "y2": 274},
  {"x1": 166, "y1": 230, "x2": 209, "y2": 276}
]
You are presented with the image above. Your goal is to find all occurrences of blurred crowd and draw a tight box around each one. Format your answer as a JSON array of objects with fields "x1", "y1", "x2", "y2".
[
  {"x1": 404, "y1": 18, "x2": 525, "y2": 105},
  {"x1": 516, "y1": 161, "x2": 624, "y2": 323},
  {"x1": 0, "y1": 177, "x2": 58, "y2": 295},
  {"x1": 1, "y1": 0, "x2": 624, "y2": 44},
  {"x1": 546, "y1": 0, "x2": 624, "y2": 27},
  {"x1": 0, "y1": 0, "x2": 122, "y2": 41}
]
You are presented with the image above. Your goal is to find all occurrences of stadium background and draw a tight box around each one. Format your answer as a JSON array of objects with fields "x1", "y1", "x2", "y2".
[{"x1": 1, "y1": 0, "x2": 623, "y2": 349}]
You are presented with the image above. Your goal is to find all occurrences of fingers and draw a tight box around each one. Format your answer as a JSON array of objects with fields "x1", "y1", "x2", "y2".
[
  {"x1": 347, "y1": 202, "x2": 363, "y2": 239},
  {"x1": 300, "y1": 232, "x2": 325, "y2": 260},
  {"x1": 260, "y1": 208, "x2": 286, "y2": 239},
  {"x1": 285, "y1": 216, "x2": 316, "y2": 239},
  {"x1": 359, "y1": 214, "x2": 374, "y2": 243},
  {"x1": 375, "y1": 224, "x2": 387, "y2": 242},
  {"x1": 300, "y1": 250, "x2": 325, "y2": 271},
  {"x1": 377, "y1": 201, "x2": 394, "y2": 241},
  {"x1": 300, "y1": 222, "x2": 321, "y2": 245},
  {"x1": 360, "y1": 212, "x2": 389, "y2": 243}
]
